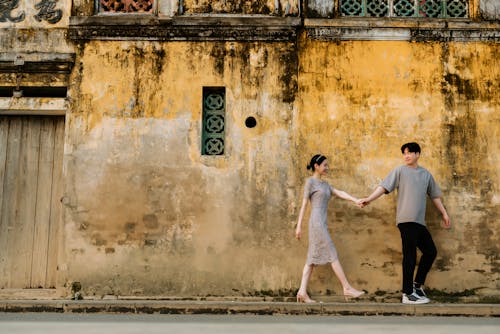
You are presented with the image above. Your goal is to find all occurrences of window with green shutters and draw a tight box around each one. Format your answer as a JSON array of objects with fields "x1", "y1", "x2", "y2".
[{"x1": 201, "y1": 87, "x2": 225, "y2": 156}]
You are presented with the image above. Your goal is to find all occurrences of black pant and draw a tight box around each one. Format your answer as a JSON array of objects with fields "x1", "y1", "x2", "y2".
[{"x1": 398, "y1": 222, "x2": 437, "y2": 295}]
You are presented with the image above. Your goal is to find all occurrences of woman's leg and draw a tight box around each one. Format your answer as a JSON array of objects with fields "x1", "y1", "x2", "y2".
[
  {"x1": 330, "y1": 260, "x2": 350, "y2": 289},
  {"x1": 297, "y1": 263, "x2": 315, "y2": 302},
  {"x1": 331, "y1": 260, "x2": 364, "y2": 298}
]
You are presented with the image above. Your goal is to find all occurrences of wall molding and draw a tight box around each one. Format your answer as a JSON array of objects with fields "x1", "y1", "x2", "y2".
[
  {"x1": 0, "y1": 53, "x2": 75, "y2": 73},
  {"x1": 0, "y1": 97, "x2": 67, "y2": 116},
  {"x1": 68, "y1": 15, "x2": 301, "y2": 42},
  {"x1": 304, "y1": 18, "x2": 500, "y2": 41}
]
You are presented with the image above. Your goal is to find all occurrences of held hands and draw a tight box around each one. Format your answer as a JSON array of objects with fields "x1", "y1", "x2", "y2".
[{"x1": 357, "y1": 198, "x2": 370, "y2": 208}]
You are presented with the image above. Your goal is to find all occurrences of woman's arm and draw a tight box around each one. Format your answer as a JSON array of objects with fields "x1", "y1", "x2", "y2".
[
  {"x1": 332, "y1": 188, "x2": 359, "y2": 203},
  {"x1": 295, "y1": 197, "x2": 308, "y2": 240}
]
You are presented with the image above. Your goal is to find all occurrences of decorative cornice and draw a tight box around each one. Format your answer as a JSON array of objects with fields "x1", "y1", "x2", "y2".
[
  {"x1": 68, "y1": 15, "x2": 302, "y2": 42},
  {"x1": 67, "y1": 15, "x2": 500, "y2": 42},
  {"x1": 304, "y1": 18, "x2": 500, "y2": 42}
]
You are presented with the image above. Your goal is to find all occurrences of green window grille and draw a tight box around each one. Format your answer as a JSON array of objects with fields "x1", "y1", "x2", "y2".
[
  {"x1": 202, "y1": 87, "x2": 225, "y2": 156},
  {"x1": 340, "y1": 0, "x2": 468, "y2": 18}
]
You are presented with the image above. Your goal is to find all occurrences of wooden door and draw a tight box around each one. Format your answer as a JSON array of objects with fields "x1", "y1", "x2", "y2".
[{"x1": 0, "y1": 116, "x2": 64, "y2": 289}]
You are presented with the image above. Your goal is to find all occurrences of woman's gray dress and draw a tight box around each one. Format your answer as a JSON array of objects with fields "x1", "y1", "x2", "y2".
[{"x1": 303, "y1": 177, "x2": 339, "y2": 265}]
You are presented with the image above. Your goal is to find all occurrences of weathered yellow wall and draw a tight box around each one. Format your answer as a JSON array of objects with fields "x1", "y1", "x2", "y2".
[
  {"x1": 65, "y1": 40, "x2": 300, "y2": 296},
  {"x1": 0, "y1": 0, "x2": 495, "y2": 303},
  {"x1": 296, "y1": 37, "x2": 499, "y2": 296},
  {"x1": 64, "y1": 36, "x2": 499, "y2": 299}
]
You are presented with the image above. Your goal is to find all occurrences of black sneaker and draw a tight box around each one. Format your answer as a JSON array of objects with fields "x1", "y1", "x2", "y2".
[{"x1": 402, "y1": 292, "x2": 429, "y2": 304}]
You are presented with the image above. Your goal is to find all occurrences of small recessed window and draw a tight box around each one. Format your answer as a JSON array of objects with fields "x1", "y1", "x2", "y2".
[{"x1": 201, "y1": 87, "x2": 225, "y2": 156}]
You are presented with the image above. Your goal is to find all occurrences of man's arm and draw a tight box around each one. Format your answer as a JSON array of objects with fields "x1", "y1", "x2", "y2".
[
  {"x1": 432, "y1": 197, "x2": 451, "y2": 228},
  {"x1": 359, "y1": 186, "x2": 387, "y2": 207}
]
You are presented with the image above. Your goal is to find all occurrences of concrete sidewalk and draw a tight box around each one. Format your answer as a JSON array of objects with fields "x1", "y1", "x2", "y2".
[{"x1": 0, "y1": 300, "x2": 498, "y2": 317}]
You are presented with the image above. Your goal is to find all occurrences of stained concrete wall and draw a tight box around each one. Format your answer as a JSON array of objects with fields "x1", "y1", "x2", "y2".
[
  {"x1": 481, "y1": 0, "x2": 500, "y2": 20},
  {"x1": 1, "y1": 0, "x2": 498, "y2": 300},
  {"x1": 62, "y1": 35, "x2": 499, "y2": 299},
  {"x1": 297, "y1": 38, "x2": 499, "y2": 297},
  {"x1": 64, "y1": 40, "x2": 300, "y2": 297}
]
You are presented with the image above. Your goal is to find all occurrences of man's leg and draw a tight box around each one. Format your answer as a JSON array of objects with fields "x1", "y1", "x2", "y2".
[
  {"x1": 414, "y1": 226, "x2": 437, "y2": 286},
  {"x1": 398, "y1": 223, "x2": 419, "y2": 295}
]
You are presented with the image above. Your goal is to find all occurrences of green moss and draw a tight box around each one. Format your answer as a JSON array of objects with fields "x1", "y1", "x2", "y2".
[{"x1": 250, "y1": 288, "x2": 297, "y2": 297}]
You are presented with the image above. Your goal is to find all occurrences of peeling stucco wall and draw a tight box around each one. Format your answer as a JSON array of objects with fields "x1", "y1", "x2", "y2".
[
  {"x1": 306, "y1": 0, "x2": 334, "y2": 18},
  {"x1": 63, "y1": 36, "x2": 499, "y2": 298},
  {"x1": 297, "y1": 38, "x2": 499, "y2": 296},
  {"x1": 1, "y1": 0, "x2": 498, "y2": 300},
  {"x1": 481, "y1": 0, "x2": 500, "y2": 20},
  {"x1": 65, "y1": 40, "x2": 300, "y2": 296}
]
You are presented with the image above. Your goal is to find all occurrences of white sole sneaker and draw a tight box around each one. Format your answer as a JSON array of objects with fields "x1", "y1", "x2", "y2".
[{"x1": 402, "y1": 293, "x2": 430, "y2": 304}]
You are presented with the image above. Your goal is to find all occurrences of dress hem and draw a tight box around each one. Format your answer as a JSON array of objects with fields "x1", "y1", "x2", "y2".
[{"x1": 306, "y1": 258, "x2": 338, "y2": 266}]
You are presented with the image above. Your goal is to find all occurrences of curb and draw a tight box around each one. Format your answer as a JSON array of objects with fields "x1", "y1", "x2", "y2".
[{"x1": 0, "y1": 300, "x2": 499, "y2": 317}]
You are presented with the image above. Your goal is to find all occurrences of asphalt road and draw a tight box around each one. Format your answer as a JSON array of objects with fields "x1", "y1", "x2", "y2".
[{"x1": 0, "y1": 313, "x2": 499, "y2": 334}]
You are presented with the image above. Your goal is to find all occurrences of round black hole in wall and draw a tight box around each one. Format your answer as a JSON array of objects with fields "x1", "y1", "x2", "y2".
[{"x1": 245, "y1": 116, "x2": 257, "y2": 128}]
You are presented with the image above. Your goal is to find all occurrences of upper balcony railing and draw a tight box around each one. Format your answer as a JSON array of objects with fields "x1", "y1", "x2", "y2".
[
  {"x1": 340, "y1": 0, "x2": 468, "y2": 18},
  {"x1": 95, "y1": 0, "x2": 469, "y2": 18}
]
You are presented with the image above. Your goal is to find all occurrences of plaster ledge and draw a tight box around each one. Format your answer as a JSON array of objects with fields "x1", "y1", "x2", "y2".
[
  {"x1": 0, "y1": 97, "x2": 67, "y2": 116},
  {"x1": 0, "y1": 52, "x2": 75, "y2": 73},
  {"x1": 71, "y1": 14, "x2": 302, "y2": 26},
  {"x1": 68, "y1": 15, "x2": 301, "y2": 41},
  {"x1": 304, "y1": 18, "x2": 500, "y2": 41},
  {"x1": 304, "y1": 18, "x2": 500, "y2": 30}
]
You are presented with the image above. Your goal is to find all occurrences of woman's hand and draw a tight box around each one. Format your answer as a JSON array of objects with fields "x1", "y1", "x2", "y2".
[
  {"x1": 357, "y1": 198, "x2": 369, "y2": 208},
  {"x1": 295, "y1": 225, "x2": 302, "y2": 240}
]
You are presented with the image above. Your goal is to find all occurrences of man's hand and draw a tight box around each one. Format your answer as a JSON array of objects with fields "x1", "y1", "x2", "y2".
[
  {"x1": 432, "y1": 197, "x2": 451, "y2": 229},
  {"x1": 357, "y1": 198, "x2": 369, "y2": 208},
  {"x1": 442, "y1": 213, "x2": 451, "y2": 229}
]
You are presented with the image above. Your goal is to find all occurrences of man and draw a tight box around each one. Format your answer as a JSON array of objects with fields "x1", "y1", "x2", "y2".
[{"x1": 360, "y1": 142, "x2": 451, "y2": 304}]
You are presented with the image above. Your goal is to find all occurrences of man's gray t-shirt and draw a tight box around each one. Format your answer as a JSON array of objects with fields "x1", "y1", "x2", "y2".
[{"x1": 380, "y1": 165, "x2": 442, "y2": 226}]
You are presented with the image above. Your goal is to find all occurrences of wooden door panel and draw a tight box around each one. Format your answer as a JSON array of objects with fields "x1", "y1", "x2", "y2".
[
  {"x1": 12, "y1": 118, "x2": 40, "y2": 287},
  {"x1": 31, "y1": 118, "x2": 56, "y2": 288},
  {"x1": 0, "y1": 116, "x2": 64, "y2": 289},
  {"x1": 0, "y1": 118, "x2": 23, "y2": 288},
  {"x1": 45, "y1": 119, "x2": 64, "y2": 289}
]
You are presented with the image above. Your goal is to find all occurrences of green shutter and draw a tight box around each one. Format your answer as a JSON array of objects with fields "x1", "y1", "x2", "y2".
[{"x1": 202, "y1": 87, "x2": 225, "y2": 156}]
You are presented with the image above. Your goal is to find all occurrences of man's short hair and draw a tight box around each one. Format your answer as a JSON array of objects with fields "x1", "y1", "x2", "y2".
[{"x1": 401, "y1": 142, "x2": 421, "y2": 154}]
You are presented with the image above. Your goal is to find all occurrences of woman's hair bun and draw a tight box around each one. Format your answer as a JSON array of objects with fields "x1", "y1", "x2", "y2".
[{"x1": 307, "y1": 154, "x2": 326, "y2": 172}]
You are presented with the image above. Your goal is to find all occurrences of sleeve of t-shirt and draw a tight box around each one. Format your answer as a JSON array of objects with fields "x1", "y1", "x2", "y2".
[
  {"x1": 427, "y1": 173, "x2": 442, "y2": 198},
  {"x1": 380, "y1": 167, "x2": 400, "y2": 194},
  {"x1": 303, "y1": 178, "x2": 312, "y2": 199},
  {"x1": 329, "y1": 184, "x2": 336, "y2": 196}
]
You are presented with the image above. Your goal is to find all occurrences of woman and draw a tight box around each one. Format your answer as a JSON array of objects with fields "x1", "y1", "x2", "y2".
[{"x1": 295, "y1": 154, "x2": 365, "y2": 303}]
